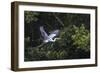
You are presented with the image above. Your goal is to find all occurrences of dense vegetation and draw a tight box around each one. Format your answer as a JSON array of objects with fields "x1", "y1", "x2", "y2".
[{"x1": 24, "y1": 11, "x2": 90, "y2": 61}]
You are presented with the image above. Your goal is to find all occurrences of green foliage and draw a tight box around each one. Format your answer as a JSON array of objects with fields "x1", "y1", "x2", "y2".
[
  {"x1": 25, "y1": 11, "x2": 39, "y2": 23},
  {"x1": 46, "y1": 50, "x2": 67, "y2": 59},
  {"x1": 71, "y1": 24, "x2": 90, "y2": 51}
]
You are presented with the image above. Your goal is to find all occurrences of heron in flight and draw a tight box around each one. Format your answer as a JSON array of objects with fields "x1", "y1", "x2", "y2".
[{"x1": 40, "y1": 26, "x2": 60, "y2": 43}]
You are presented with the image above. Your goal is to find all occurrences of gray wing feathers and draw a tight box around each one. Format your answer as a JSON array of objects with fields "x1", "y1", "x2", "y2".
[
  {"x1": 49, "y1": 30, "x2": 59, "y2": 38},
  {"x1": 50, "y1": 30, "x2": 59, "y2": 36},
  {"x1": 40, "y1": 26, "x2": 49, "y2": 39}
]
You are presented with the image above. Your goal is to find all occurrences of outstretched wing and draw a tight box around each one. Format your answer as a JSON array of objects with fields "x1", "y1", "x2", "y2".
[
  {"x1": 49, "y1": 30, "x2": 59, "y2": 38},
  {"x1": 40, "y1": 26, "x2": 49, "y2": 40}
]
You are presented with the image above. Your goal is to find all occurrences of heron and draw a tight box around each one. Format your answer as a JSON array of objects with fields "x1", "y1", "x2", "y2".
[{"x1": 40, "y1": 26, "x2": 60, "y2": 43}]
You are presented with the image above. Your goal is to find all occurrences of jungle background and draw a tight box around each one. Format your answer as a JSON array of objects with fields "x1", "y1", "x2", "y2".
[{"x1": 24, "y1": 11, "x2": 90, "y2": 61}]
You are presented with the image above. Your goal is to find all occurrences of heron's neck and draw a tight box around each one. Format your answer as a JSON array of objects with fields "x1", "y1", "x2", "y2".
[
  {"x1": 53, "y1": 38, "x2": 60, "y2": 41},
  {"x1": 52, "y1": 38, "x2": 58, "y2": 42},
  {"x1": 53, "y1": 38, "x2": 56, "y2": 41}
]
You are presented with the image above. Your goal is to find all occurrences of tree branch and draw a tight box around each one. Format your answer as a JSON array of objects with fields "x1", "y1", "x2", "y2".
[{"x1": 52, "y1": 13, "x2": 64, "y2": 26}]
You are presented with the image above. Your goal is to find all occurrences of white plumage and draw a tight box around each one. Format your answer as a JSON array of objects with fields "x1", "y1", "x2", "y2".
[{"x1": 40, "y1": 26, "x2": 60, "y2": 43}]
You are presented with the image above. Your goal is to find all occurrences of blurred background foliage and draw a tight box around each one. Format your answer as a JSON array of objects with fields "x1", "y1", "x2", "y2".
[{"x1": 24, "y1": 11, "x2": 90, "y2": 61}]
